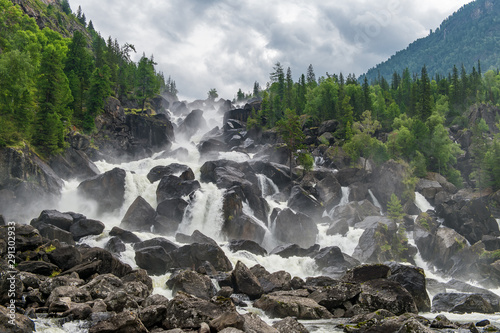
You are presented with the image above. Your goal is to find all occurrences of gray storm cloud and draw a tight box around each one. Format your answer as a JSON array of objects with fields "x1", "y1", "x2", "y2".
[{"x1": 72, "y1": 0, "x2": 473, "y2": 101}]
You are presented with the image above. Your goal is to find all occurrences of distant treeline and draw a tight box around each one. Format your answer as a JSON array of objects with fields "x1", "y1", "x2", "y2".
[{"x1": 0, "y1": 0, "x2": 176, "y2": 155}]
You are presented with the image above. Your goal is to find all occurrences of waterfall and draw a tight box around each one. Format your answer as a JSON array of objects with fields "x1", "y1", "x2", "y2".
[
  {"x1": 327, "y1": 186, "x2": 350, "y2": 218},
  {"x1": 177, "y1": 182, "x2": 225, "y2": 241},
  {"x1": 368, "y1": 189, "x2": 383, "y2": 212},
  {"x1": 415, "y1": 191, "x2": 434, "y2": 212},
  {"x1": 256, "y1": 174, "x2": 279, "y2": 198}
]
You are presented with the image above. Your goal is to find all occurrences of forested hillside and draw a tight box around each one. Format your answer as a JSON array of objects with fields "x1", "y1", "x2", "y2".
[
  {"x1": 0, "y1": 0, "x2": 177, "y2": 155},
  {"x1": 362, "y1": 0, "x2": 500, "y2": 83}
]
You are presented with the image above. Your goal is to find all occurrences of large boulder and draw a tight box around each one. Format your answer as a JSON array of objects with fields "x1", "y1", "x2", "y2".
[
  {"x1": 109, "y1": 226, "x2": 141, "y2": 243},
  {"x1": 170, "y1": 243, "x2": 233, "y2": 272},
  {"x1": 147, "y1": 163, "x2": 192, "y2": 183},
  {"x1": 120, "y1": 196, "x2": 156, "y2": 232},
  {"x1": 387, "y1": 262, "x2": 431, "y2": 312},
  {"x1": 352, "y1": 217, "x2": 415, "y2": 264},
  {"x1": 313, "y1": 246, "x2": 358, "y2": 277},
  {"x1": 287, "y1": 186, "x2": 323, "y2": 219},
  {"x1": 166, "y1": 270, "x2": 217, "y2": 300},
  {"x1": 31, "y1": 210, "x2": 74, "y2": 231},
  {"x1": 231, "y1": 261, "x2": 264, "y2": 300},
  {"x1": 125, "y1": 113, "x2": 175, "y2": 156},
  {"x1": 274, "y1": 209, "x2": 318, "y2": 248},
  {"x1": 327, "y1": 200, "x2": 381, "y2": 232},
  {"x1": 69, "y1": 218, "x2": 105, "y2": 241},
  {"x1": 135, "y1": 246, "x2": 174, "y2": 275},
  {"x1": 156, "y1": 198, "x2": 188, "y2": 231},
  {"x1": 35, "y1": 223, "x2": 75, "y2": 245},
  {"x1": 162, "y1": 291, "x2": 235, "y2": 330},
  {"x1": 432, "y1": 293, "x2": 500, "y2": 314},
  {"x1": 177, "y1": 109, "x2": 208, "y2": 140},
  {"x1": 357, "y1": 279, "x2": 418, "y2": 315},
  {"x1": 47, "y1": 242, "x2": 82, "y2": 271},
  {"x1": 254, "y1": 291, "x2": 334, "y2": 320},
  {"x1": 223, "y1": 214, "x2": 267, "y2": 245},
  {"x1": 156, "y1": 175, "x2": 200, "y2": 203},
  {"x1": 77, "y1": 167, "x2": 126, "y2": 213},
  {"x1": 250, "y1": 265, "x2": 291, "y2": 293},
  {"x1": 436, "y1": 197, "x2": 500, "y2": 244},
  {"x1": 65, "y1": 247, "x2": 132, "y2": 278},
  {"x1": 48, "y1": 146, "x2": 100, "y2": 181},
  {"x1": 228, "y1": 240, "x2": 268, "y2": 257},
  {"x1": 89, "y1": 311, "x2": 148, "y2": 333},
  {"x1": 0, "y1": 305, "x2": 35, "y2": 333},
  {"x1": 0, "y1": 145, "x2": 63, "y2": 222},
  {"x1": 308, "y1": 281, "x2": 362, "y2": 314},
  {"x1": 370, "y1": 160, "x2": 408, "y2": 208}
]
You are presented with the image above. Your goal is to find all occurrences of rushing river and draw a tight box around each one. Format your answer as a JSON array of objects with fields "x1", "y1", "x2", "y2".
[{"x1": 28, "y1": 104, "x2": 500, "y2": 332}]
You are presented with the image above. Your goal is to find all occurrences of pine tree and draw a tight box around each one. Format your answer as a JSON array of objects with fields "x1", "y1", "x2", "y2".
[
  {"x1": 306, "y1": 64, "x2": 316, "y2": 88},
  {"x1": 387, "y1": 193, "x2": 404, "y2": 223},
  {"x1": 277, "y1": 108, "x2": 306, "y2": 179}
]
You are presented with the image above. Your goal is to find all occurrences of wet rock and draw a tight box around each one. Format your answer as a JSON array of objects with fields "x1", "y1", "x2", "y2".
[
  {"x1": 156, "y1": 174, "x2": 200, "y2": 203},
  {"x1": 48, "y1": 146, "x2": 100, "y2": 181},
  {"x1": 83, "y1": 273, "x2": 124, "y2": 299},
  {"x1": 146, "y1": 163, "x2": 192, "y2": 183},
  {"x1": 171, "y1": 242, "x2": 233, "y2": 272},
  {"x1": 134, "y1": 246, "x2": 173, "y2": 275},
  {"x1": 371, "y1": 160, "x2": 408, "y2": 208},
  {"x1": 121, "y1": 269, "x2": 153, "y2": 292},
  {"x1": 432, "y1": 293, "x2": 500, "y2": 314},
  {"x1": 120, "y1": 196, "x2": 156, "y2": 232},
  {"x1": 287, "y1": 185, "x2": 323, "y2": 219},
  {"x1": 89, "y1": 311, "x2": 148, "y2": 333},
  {"x1": 357, "y1": 279, "x2": 418, "y2": 315},
  {"x1": 177, "y1": 109, "x2": 207, "y2": 140},
  {"x1": 248, "y1": 160, "x2": 291, "y2": 191},
  {"x1": 47, "y1": 243, "x2": 82, "y2": 271},
  {"x1": 314, "y1": 246, "x2": 357, "y2": 277},
  {"x1": 175, "y1": 230, "x2": 218, "y2": 246},
  {"x1": 353, "y1": 217, "x2": 415, "y2": 264},
  {"x1": 138, "y1": 304, "x2": 168, "y2": 329},
  {"x1": 416, "y1": 179, "x2": 443, "y2": 201},
  {"x1": 162, "y1": 291, "x2": 235, "y2": 330},
  {"x1": 270, "y1": 244, "x2": 319, "y2": 258},
  {"x1": 166, "y1": 270, "x2": 217, "y2": 300},
  {"x1": 308, "y1": 281, "x2": 362, "y2": 313},
  {"x1": 156, "y1": 198, "x2": 188, "y2": 227},
  {"x1": 104, "y1": 237, "x2": 126, "y2": 254},
  {"x1": 17, "y1": 261, "x2": 60, "y2": 276},
  {"x1": 223, "y1": 214, "x2": 267, "y2": 245},
  {"x1": 39, "y1": 274, "x2": 85, "y2": 296},
  {"x1": 210, "y1": 311, "x2": 246, "y2": 332},
  {"x1": 437, "y1": 197, "x2": 500, "y2": 245},
  {"x1": 342, "y1": 264, "x2": 391, "y2": 283},
  {"x1": 32, "y1": 210, "x2": 74, "y2": 231},
  {"x1": 35, "y1": 223, "x2": 75, "y2": 245},
  {"x1": 336, "y1": 168, "x2": 368, "y2": 186},
  {"x1": 272, "y1": 316, "x2": 309, "y2": 333},
  {"x1": 274, "y1": 209, "x2": 318, "y2": 248},
  {"x1": 46, "y1": 285, "x2": 92, "y2": 306},
  {"x1": 231, "y1": 261, "x2": 264, "y2": 300},
  {"x1": 430, "y1": 314, "x2": 458, "y2": 329},
  {"x1": 125, "y1": 113, "x2": 175, "y2": 158},
  {"x1": 109, "y1": 226, "x2": 141, "y2": 243},
  {"x1": 0, "y1": 305, "x2": 35, "y2": 333},
  {"x1": 66, "y1": 247, "x2": 132, "y2": 278},
  {"x1": 228, "y1": 240, "x2": 267, "y2": 257},
  {"x1": 69, "y1": 218, "x2": 105, "y2": 241},
  {"x1": 250, "y1": 265, "x2": 291, "y2": 293},
  {"x1": 77, "y1": 167, "x2": 126, "y2": 213},
  {"x1": 254, "y1": 292, "x2": 333, "y2": 320},
  {"x1": 387, "y1": 262, "x2": 431, "y2": 312},
  {"x1": 242, "y1": 313, "x2": 279, "y2": 333},
  {"x1": 104, "y1": 289, "x2": 140, "y2": 312},
  {"x1": 133, "y1": 237, "x2": 178, "y2": 253}
]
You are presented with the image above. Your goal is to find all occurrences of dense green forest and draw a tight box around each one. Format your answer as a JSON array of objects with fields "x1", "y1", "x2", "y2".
[
  {"x1": 0, "y1": 0, "x2": 176, "y2": 155},
  {"x1": 2, "y1": 0, "x2": 500, "y2": 192},
  {"x1": 244, "y1": 59, "x2": 500, "y2": 191},
  {"x1": 363, "y1": 0, "x2": 500, "y2": 84}
]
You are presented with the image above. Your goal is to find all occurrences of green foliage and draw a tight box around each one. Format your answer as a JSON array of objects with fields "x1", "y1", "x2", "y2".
[
  {"x1": 297, "y1": 152, "x2": 314, "y2": 173},
  {"x1": 387, "y1": 194, "x2": 404, "y2": 223},
  {"x1": 207, "y1": 88, "x2": 218, "y2": 101},
  {"x1": 277, "y1": 108, "x2": 306, "y2": 178}
]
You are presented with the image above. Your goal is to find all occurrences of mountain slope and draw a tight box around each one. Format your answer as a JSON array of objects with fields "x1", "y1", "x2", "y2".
[{"x1": 362, "y1": 0, "x2": 500, "y2": 82}]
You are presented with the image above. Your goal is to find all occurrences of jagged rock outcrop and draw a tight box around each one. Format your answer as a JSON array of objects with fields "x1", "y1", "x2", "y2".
[
  {"x1": 274, "y1": 209, "x2": 318, "y2": 248},
  {"x1": 77, "y1": 167, "x2": 126, "y2": 214}
]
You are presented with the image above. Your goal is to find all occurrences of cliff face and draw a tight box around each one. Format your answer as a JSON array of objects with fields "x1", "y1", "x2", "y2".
[{"x1": 9, "y1": 0, "x2": 88, "y2": 38}]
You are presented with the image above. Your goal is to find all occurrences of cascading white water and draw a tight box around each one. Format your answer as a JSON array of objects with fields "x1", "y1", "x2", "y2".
[
  {"x1": 326, "y1": 186, "x2": 350, "y2": 218},
  {"x1": 177, "y1": 182, "x2": 225, "y2": 240},
  {"x1": 256, "y1": 173, "x2": 279, "y2": 198},
  {"x1": 368, "y1": 189, "x2": 383, "y2": 212},
  {"x1": 415, "y1": 191, "x2": 434, "y2": 212}
]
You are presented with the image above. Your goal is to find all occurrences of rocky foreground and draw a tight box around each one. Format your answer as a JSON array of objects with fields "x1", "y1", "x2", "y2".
[{"x1": 0, "y1": 215, "x2": 499, "y2": 333}]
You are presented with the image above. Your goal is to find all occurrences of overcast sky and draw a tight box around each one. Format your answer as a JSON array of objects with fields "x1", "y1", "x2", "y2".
[{"x1": 69, "y1": 0, "x2": 474, "y2": 101}]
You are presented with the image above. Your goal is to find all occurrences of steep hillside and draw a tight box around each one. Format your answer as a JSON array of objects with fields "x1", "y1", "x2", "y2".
[
  {"x1": 10, "y1": 0, "x2": 87, "y2": 38},
  {"x1": 362, "y1": 0, "x2": 500, "y2": 82}
]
